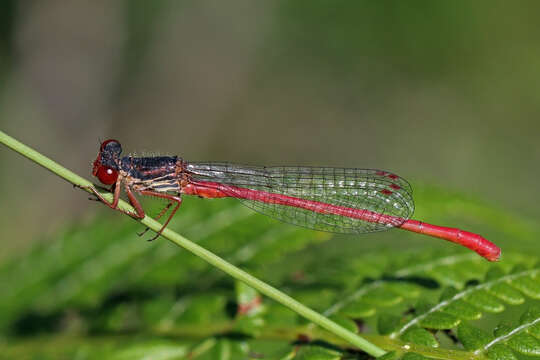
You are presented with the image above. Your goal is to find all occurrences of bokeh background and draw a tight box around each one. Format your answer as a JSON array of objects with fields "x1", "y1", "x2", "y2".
[{"x1": 1, "y1": 1, "x2": 539, "y2": 259}]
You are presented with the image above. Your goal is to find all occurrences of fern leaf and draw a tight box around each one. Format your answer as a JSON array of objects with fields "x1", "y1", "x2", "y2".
[
  {"x1": 482, "y1": 307, "x2": 540, "y2": 359},
  {"x1": 392, "y1": 267, "x2": 539, "y2": 339}
]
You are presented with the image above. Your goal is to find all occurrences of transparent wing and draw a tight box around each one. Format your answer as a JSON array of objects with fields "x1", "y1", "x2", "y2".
[{"x1": 185, "y1": 162, "x2": 414, "y2": 234}]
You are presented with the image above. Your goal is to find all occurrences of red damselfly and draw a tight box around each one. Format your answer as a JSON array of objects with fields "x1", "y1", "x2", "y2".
[{"x1": 87, "y1": 139, "x2": 500, "y2": 261}]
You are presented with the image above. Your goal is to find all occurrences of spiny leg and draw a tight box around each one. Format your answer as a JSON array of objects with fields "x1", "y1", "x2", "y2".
[
  {"x1": 78, "y1": 176, "x2": 146, "y2": 220},
  {"x1": 148, "y1": 200, "x2": 181, "y2": 241},
  {"x1": 80, "y1": 179, "x2": 182, "y2": 239},
  {"x1": 123, "y1": 183, "x2": 146, "y2": 219},
  {"x1": 137, "y1": 201, "x2": 174, "y2": 237},
  {"x1": 135, "y1": 190, "x2": 183, "y2": 241},
  {"x1": 75, "y1": 183, "x2": 112, "y2": 202}
]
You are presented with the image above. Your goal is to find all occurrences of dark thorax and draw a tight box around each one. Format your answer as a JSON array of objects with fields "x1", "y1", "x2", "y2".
[{"x1": 121, "y1": 156, "x2": 181, "y2": 193}]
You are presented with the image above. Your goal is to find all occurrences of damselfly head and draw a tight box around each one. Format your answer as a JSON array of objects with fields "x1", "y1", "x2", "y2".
[
  {"x1": 92, "y1": 139, "x2": 122, "y2": 185},
  {"x1": 100, "y1": 139, "x2": 122, "y2": 157}
]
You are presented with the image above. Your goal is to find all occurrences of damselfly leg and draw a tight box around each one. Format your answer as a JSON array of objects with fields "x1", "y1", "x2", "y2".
[
  {"x1": 137, "y1": 201, "x2": 174, "y2": 237},
  {"x1": 134, "y1": 191, "x2": 183, "y2": 241},
  {"x1": 81, "y1": 178, "x2": 146, "y2": 220}
]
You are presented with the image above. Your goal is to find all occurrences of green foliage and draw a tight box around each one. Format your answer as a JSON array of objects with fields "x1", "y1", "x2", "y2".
[{"x1": 0, "y1": 191, "x2": 539, "y2": 359}]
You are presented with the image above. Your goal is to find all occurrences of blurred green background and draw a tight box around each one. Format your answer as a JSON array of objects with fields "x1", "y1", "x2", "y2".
[
  {"x1": 1, "y1": 2, "x2": 540, "y2": 358},
  {"x1": 1, "y1": 0, "x2": 539, "y2": 258}
]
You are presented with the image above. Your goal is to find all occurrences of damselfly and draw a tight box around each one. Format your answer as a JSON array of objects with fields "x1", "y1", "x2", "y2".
[{"x1": 87, "y1": 139, "x2": 500, "y2": 261}]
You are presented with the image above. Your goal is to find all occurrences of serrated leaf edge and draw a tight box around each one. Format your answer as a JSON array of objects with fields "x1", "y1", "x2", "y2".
[
  {"x1": 322, "y1": 253, "x2": 481, "y2": 317},
  {"x1": 391, "y1": 268, "x2": 539, "y2": 338},
  {"x1": 477, "y1": 315, "x2": 540, "y2": 355}
]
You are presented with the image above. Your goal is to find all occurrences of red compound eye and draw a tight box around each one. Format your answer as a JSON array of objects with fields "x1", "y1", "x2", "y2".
[{"x1": 95, "y1": 165, "x2": 118, "y2": 185}]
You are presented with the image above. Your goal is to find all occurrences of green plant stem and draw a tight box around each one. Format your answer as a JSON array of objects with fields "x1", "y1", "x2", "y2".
[{"x1": 0, "y1": 130, "x2": 386, "y2": 357}]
